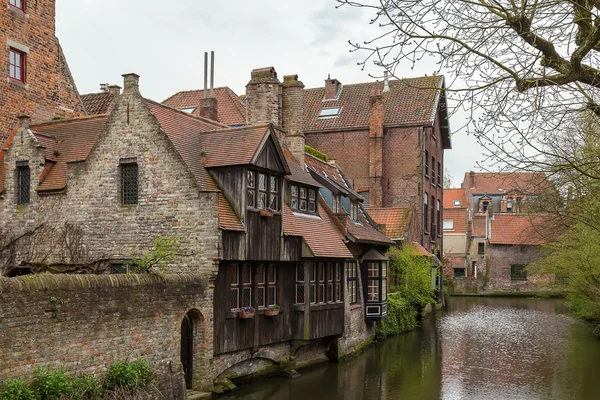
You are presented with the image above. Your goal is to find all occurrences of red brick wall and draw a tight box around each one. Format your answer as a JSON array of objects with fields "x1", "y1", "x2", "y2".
[{"x1": 0, "y1": 0, "x2": 84, "y2": 140}]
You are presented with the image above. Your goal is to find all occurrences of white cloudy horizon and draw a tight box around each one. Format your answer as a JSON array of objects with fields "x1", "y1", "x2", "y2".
[{"x1": 55, "y1": 0, "x2": 485, "y2": 187}]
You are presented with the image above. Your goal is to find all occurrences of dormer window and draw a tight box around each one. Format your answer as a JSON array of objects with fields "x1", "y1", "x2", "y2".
[
  {"x1": 291, "y1": 184, "x2": 317, "y2": 215},
  {"x1": 350, "y1": 201, "x2": 359, "y2": 221},
  {"x1": 247, "y1": 170, "x2": 279, "y2": 211},
  {"x1": 506, "y1": 197, "x2": 513, "y2": 212},
  {"x1": 332, "y1": 194, "x2": 342, "y2": 214}
]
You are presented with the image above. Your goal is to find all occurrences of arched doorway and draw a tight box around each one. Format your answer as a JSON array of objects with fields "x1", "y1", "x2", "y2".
[{"x1": 180, "y1": 313, "x2": 194, "y2": 389}]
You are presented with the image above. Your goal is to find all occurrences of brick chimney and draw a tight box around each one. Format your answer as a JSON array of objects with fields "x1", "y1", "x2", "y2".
[
  {"x1": 282, "y1": 74, "x2": 305, "y2": 166},
  {"x1": 245, "y1": 67, "x2": 281, "y2": 126},
  {"x1": 108, "y1": 85, "x2": 121, "y2": 96},
  {"x1": 368, "y1": 89, "x2": 384, "y2": 208},
  {"x1": 469, "y1": 171, "x2": 475, "y2": 189},
  {"x1": 122, "y1": 73, "x2": 140, "y2": 94},
  {"x1": 198, "y1": 97, "x2": 218, "y2": 121},
  {"x1": 324, "y1": 77, "x2": 341, "y2": 100}
]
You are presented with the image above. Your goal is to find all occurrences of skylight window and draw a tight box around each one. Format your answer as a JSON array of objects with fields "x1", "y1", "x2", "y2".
[
  {"x1": 318, "y1": 107, "x2": 341, "y2": 118},
  {"x1": 180, "y1": 107, "x2": 196, "y2": 113},
  {"x1": 453, "y1": 200, "x2": 462, "y2": 207}
]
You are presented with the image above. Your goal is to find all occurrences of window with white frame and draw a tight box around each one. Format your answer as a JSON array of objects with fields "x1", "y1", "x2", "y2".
[
  {"x1": 350, "y1": 201, "x2": 359, "y2": 221},
  {"x1": 443, "y1": 220, "x2": 454, "y2": 230}
]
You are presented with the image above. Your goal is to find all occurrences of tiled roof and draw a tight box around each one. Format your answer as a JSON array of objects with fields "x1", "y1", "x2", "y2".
[
  {"x1": 283, "y1": 202, "x2": 352, "y2": 259},
  {"x1": 218, "y1": 193, "x2": 244, "y2": 231},
  {"x1": 443, "y1": 208, "x2": 468, "y2": 234},
  {"x1": 444, "y1": 188, "x2": 467, "y2": 208},
  {"x1": 143, "y1": 99, "x2": 227, "y2": 191},
  {"x1": 304, "y1": 153, "x2": 392, "y2": 245},
  {"x1": 367, "y1": 208, "x2": 411, "y2": 240},
  {"x1": 283, "y1": 151, "x2": 321, "y2": 187},
  {"x1": 81, "y1": 92, "x2": 117, "y2": 115},
  {"x1": 199, "y1": 125, "x2": 277, "y2": 169},
  {"x1": 489, "y1": 214, "x2": 559, "y2": 245},
  {"x1": 30, "y1": 115, "x2": 110, "y2": 192},
  {"x1": 410, "y1": 241, "x2": 442, "y2": 265},
  {"x1": 162, "y1": 87, "x2": 246, "y2": 126},
  {"x1": 304, "y1": 76, "x2": 443, "y2": 132},
  {"x1": 462, "y1": 172, "x2": 548, "y2": 195}
]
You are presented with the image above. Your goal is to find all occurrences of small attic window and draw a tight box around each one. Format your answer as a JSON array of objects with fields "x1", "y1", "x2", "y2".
[
  {"x1": 453, "y1": 200, "x2": 462, "y2": 207},
  {"x1": 180, "y1": 107, "x2": 196, "y2": 113},
  {"x1": 318, "y1": 107, "x2": 341, "y2": 119}
]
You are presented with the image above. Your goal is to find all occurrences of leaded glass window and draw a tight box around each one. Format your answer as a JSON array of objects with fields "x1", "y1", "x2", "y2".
[
  {"x1": 295, "y1": 263, "x2": 305, "y2": 304},
  {"x1": 291, "y1": 185, "x2": 299, "y2": 210},
  {"x1": 269, "y1": 176, "x2": 278, "y2": 210},
  {"x1": 346, "y1": 261, "x2": 357, "y2": 304},
  {"x1": 247, "y1": 170, "x2": 280, "y2": 211},
  {"x1": 299, "y1": 187, "x2": 307, "y2": 211},
  {"x1": 308, "y1": 189, "x2": 316, "y2": 213},
  {"x1": 121, "y1": 162, "x2": 138, "y2": 205},
  {"x1": 230, "y1": 263, "x2": 239, "y2": 309},
  {"x1": 16, "y1": 162, "x2": 30, "y2": 205}
]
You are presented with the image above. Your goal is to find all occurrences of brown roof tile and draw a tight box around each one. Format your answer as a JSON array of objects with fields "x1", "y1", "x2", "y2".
[
  {"x1": 199, "y1": 125, "x2": 273, "y2": 168},
  {"x1": 218, "y1": 193, "x2": 244, "y2": 231},
  {"x1": 162, "y1": 87, "x2": 246, "y2": 126},
  {"x1": 444, "y1": 188, "x2": 467, "y2": 208},
  {"x1": 304, "y1": 76, "x2": 443, "y2": 132},
  {"x1": 283, "y1": 151, "x2": 320, "y2": 187},
  {"x1": 489, "y1": 214, "x2": 559, "y2": 245},
  {"x1": 443, "y1": 208, "x2": 468, "y2": 234},
  {"x1": 283, "y1": 202, "x2": 352, "y2": 259},
  {"x1": 81, "y1": 92, "x2": 117, "y2": 115},
  {"x1": 367, "y1": 208, "x2": 411, "y2": 240},
  {"x1": 462, "y1": 172, "x2": 548, "y2": 196}
]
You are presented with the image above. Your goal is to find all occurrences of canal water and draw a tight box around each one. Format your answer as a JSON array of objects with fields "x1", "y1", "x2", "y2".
[{"x1": 222, "y1": 297, "x2": 600, "y2": 400}]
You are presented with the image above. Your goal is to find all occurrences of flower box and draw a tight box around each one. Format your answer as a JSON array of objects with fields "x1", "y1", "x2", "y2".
[
  {"x1": 238, "y1": 311, "x2": 255, "y2": 319},
  {"x1": 264, "y1": 308, "x2": 280, "y2": 317},
  {"x1": 260, "y1": 209, "x2": 274, "y2": 217}
]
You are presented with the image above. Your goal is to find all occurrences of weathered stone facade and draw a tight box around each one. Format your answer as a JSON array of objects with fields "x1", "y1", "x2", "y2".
[{"x1": 0, "y1": 0, "x2": 84, "y2": 141}]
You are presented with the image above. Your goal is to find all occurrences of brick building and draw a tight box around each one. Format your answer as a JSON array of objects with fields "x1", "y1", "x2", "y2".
[
  {"x1": 444, "y1": 172, "x2": 558, "y2": 294},
  {"x1": 0, "y1": 0, "x2": 84, "y2": 142},
  {"x1": 303, "y1": 75, "x2": 451, "y2": 255}
]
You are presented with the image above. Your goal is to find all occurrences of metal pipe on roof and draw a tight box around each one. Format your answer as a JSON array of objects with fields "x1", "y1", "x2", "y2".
[
  {"x1": 204, "y1": 52, "x2": 208, "y2": 99},
  {"x1": 210, "y1": 51, "x2": 215, "y2": 98}
]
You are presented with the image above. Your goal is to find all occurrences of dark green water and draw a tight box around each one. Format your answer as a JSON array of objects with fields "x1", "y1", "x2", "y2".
[{"x1": 223, "y1": 297, "x2": 600, "y2": 400}]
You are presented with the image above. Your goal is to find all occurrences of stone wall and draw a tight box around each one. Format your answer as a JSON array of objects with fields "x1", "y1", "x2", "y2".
[
  {"x1": 0, "y1": 273, "x2": 214, "y2": 392},
  {"x1": 0, "y1": 0, "x2": 84, "y2": 140}
]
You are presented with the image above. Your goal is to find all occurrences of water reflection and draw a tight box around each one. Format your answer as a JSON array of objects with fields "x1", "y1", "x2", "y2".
[{"x1": 225, "y1": 297, "x2": 600, "y2": 400}]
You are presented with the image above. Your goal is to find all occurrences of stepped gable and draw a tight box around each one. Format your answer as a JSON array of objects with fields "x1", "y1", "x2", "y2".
[{"x1": 162, "y1": 87, "x2": 246, "y2": 126}]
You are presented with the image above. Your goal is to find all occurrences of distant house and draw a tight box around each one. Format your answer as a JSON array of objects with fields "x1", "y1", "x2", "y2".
[
  {"x1": 162, "y1": 87, "x2": 246, "y2": 126},
  {"x1": 443, "y1": 171, "x2": 559, "y2": 294}
]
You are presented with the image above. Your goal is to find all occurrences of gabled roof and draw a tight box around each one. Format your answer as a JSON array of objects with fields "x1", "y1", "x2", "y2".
[
  {"x1": 29, "y1": 115, "x2": 111, "y2": 192},
  {"x1": 462, "y1": 172, "x2": 548, "y2": 196},
  {"x1": 283, "y1": 202, "x2": 352, "y2": 259},
  {"x1": 304, "y1": 76, "x2": 444, "y2": 131},
  {"x1": 162, "y1": 87, "x2": 246, "y2": 126},
  {"x1": 443, "y1": 188, "x2": 467, "y2": 208},
  {"x1": 367, "y1": 208, "x2": 411, "y2": 240},
  {"x1": 489, "y1": 214, "x2": 559, "y2": 245},
  {"x1": 81, "y1": 92, "x2": 117, "y2": 115}
]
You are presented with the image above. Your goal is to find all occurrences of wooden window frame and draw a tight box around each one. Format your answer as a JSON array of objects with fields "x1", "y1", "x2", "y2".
[
  {"x1": 346, "y1": 261, "x2": 357, "y2": 304},
  {"x1": 366, "y1": 261, "x2": 387, "y2": 302},
  {"x1": 424, "y1": 150, "x2": 429, "y2": 177},
  {"x1": 437, "y1": 162, "x2": 442, "y2": 186},
  {"x1": 247, "y1": 169, "x2": 280, "y2": 212},
  {"x1": 9, "y1": 0, "x2": 25, "y2": 12},
  {"x1": 423, "y1": 195, "x2": 428, "y2": 233},
  {"x1": 478, "y1": 242, "x2": 485, "y2": 255},
  {"x1": 295, "y1": 262, "x2": 305, "y2": 304},
  {"x1": 350, "y1": 201, "x2": 359, "y2": 221},
  {"x1": 431, "y1": 156, "x2": 436, "y2": 182},
  {"x1": 9, "y1": 48, "x2": 25, "y2": 83},
  {"x1": 291, "y1": 184, "x2": 318, "y2": 215}
]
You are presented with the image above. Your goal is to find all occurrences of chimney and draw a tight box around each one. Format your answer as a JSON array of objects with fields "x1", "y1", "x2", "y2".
[
  {"x1": 469, "y1": 171, "x2": 475, "y2": 189},
  {"x1": 282, "y1": 74, "x2": 305, "y2": 165},
  {"x1": 99, "y1": 83, "x2": 109, "y2": 93},
  {"x1": 246, "y1": 67, "x2": 281, "y2": 126},
  {"x1": 122, "y1": 73, "x2": 140, "y2": 94},
  {"x1": 199, "y1": 97, "x2": 218, "y2": 121},
  {"x1": 17, "y1": 114, "x2": 31, "y2": 130},
  {"x1": 368, "y1": 89, "x2": 384, "y2": 208},
  {"x1": 324, "y1": 76, "x2": 341, "y2": 100},
  {"x1": 383, "y1": 71, "x2": 390, "y2": 93},
  {"x1": 108, "y1": 85, "x2": 121, "y2": 96}
]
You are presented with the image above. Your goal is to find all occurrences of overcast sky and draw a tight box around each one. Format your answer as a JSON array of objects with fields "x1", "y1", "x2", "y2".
[{"x1": 55, "y1": 0, "x2": 483, "y2": 186}]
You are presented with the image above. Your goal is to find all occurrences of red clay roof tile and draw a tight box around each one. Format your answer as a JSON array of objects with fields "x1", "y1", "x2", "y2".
[
  {"x1": 462, "y1": 172, "x2": 548, "y2": 195},
  {"x1": 443, "y1": 208, "x2": 468, "y2": 234},
  {"x1": 304, "y1": 76, "x2": 443, "y2": 132},
  {"x1": 162, "y1": 87, "x2": 246, "y2": 126},
  {"x1": 444, "y1": 188, "x2": 467, "y2": 208},
  {"x1": 367, "y1": 208, "x2": 411, "y2": 240},
  {"x1": 81, "y1": 92, "x2": 117, "y2": 115},
  {"x1": 218, "y1": 193, "x2": 244, "y2": 231},
  {"x1": 489, "y1": 214, "x2": 559, "y2": 245}
]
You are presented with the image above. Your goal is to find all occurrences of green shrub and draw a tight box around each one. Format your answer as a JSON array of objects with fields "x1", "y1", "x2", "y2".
[
  {"x1": 71, "y1": 374, "x2": 102, "y2": 399},
  {"x1": 0, "y1": 379, "x2": 37, "y2": 400},
  {"x1": 104, "y1": 360, "x2": 153, "y2": 391},
  {"x1": 32, "y1": 366, "x2": 73, "y2": 400},
  {"x1": 304, "y1": 145, "x2": 328, "y2": 162},
  {"x1": 389, "y1": 246, "x2": 437, "y2": 307},
  {"x1": 376, "y1": 292, "x2": 418, "y2": 338}
]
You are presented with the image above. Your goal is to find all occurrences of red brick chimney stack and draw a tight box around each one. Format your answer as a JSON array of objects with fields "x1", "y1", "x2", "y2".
[
  {"x1": 324, "y1": 77, "x2": 341, "y2": 100},
  {"x1": 282, "y1": 74, "x2": 305, "y2": 166},
  {"x1": 245, "y1": 67, "x2": 281, "y2": 126},
  {"x1": 369, "y1": 88, "x2": 384, "y2": 208},
  {"x1": 122, "y1": 73, "x2": 140, "y2": 94},
  {"x1": 469, "y1": 170, "x2": 475, "y2": 189},
  {"x1": 198, "y1": 97, "x2": 218, "y2": 121}
]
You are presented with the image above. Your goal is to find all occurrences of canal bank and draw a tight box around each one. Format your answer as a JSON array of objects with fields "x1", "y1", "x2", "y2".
[{"x1": 220, "y1": 297, "x2": 600, "y2": 400}]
